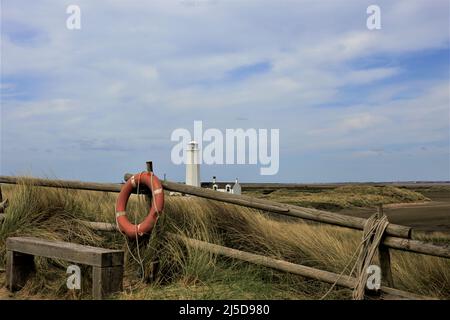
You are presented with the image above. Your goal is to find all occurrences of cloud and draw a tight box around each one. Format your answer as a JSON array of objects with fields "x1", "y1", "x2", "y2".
[
  {"x1": 7, "y1": 99, "x2": 75, "y2": 119},
  {"x1": 1, "y1": 0, "x2": 449, "y2": 181},
  {"x1": 296, "y1": 81, "x2": 449, "y2": 153},
  {"x1": 344, "y1": 67, "x2": 400, "y2": 85}
]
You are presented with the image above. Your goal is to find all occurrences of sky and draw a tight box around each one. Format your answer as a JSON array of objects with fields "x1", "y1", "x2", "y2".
[{"x1": 1, "y1": 0, "x2": 449, "y2": 183}]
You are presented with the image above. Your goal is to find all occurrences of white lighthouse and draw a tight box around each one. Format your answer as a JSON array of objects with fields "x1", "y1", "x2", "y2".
[{"x1": 185, "y1": 140, "x2": 201, "y2": 187}]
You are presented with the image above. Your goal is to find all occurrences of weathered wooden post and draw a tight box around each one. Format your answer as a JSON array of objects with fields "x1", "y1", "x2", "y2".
[
  {"x1": 6, "y1": 250, "x2": 35, "y2": 290},
  {"x1": 146, "y1": 161, "x2": 153, "y2": 173},
  {"x1": 0, "y1": 184, "x2": 3, "y2": 214},
  {"x1": 145, "y1": 161, "x2": 163, "y2": 282},
  {"x1": 377, "y1": 204, "x2": 394, "y2": 287},
  {"x1": 0, "y1": 183, "x2": 7, "y2": 217},
  {"x1": 144, "y1": 161, "x2": 153, "y2": 213}
]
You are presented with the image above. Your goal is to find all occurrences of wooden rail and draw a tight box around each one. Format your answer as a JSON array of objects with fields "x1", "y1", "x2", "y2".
[
  {"x1": 161, "y1": 179, "x2": 412, "y2": 238},
  {"x1": 0, "y1": 176, "x2": 122, "y2": 193},
  {"x1": 1, "y1": 175, "x2": 449, "y2": 259},
  {"x1": 170, "y1": 234, "x2": 434, "y2": 300},
  {"x1": 72, "y1": 220, "x2": 434, "y2": 300},
  {"x1": 0, "y1": 175, "x2": 411, "y2": 238}
]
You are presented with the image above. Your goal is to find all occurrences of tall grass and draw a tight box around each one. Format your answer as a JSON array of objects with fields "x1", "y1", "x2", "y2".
[
  {"x1": 0, "y1": 181, "x2": 448, "y2": 300},
  {"x1": 246, "y1": 185, "x2": 430, "y2": 210}
]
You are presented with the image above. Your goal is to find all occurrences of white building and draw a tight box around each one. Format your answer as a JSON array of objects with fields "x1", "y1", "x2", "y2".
[
  {"x1": 211, "y1": 176, "x2": 241, "y2": 195},
  {"x1": 185, "y1": 140, "x2": 200, "y2": 187}
]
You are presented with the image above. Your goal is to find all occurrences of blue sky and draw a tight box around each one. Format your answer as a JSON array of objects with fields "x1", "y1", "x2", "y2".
[{"x1": 1, "y1": 0, "x2": 449, "y2": 183}]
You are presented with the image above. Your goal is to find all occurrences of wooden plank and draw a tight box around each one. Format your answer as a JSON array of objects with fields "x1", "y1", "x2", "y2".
[
  {"x1": 0, "y1": 175, "x2": 122, "y2": 193},
  {"x1": 170, "y1": 233, "x2": 434, "y2": 300},
  {"x1": 383, "y1": 236, "x2": 450, "y2": 259},
  {"x1": 6, "y1": 250, "x2": 35, "y2": 291},
  {"x1": 284, "y1": 204, "x2": 410, "y2": 239},
  {"x1": 171, "y1": 233, "x2": 355, "y2": 289},
  {"x1": 380, "y1": 286, "x2": 435, "y2": 300},
  {"x1": 92, "y1": 265, "x2": 123, "y2": 300},
  {"x1": 6, "y1": 237, "x2": 124, "y2": 267},
  {"x1": 76, "y1": 220, "x2": 117, "y2": 231}
]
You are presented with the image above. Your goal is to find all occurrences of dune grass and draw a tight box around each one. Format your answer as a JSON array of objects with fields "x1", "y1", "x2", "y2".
[
  {"x1": 0, "y1": 180, "x2": 448, "y2": 300},
  {"x1": 245, "y1": 185, "x2": 430, "y2": 210}
]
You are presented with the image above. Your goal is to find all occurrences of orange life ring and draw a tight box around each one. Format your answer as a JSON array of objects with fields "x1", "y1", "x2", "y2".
[{"x1": 115, "y1": 172, "x2": 164, "y2": 238}]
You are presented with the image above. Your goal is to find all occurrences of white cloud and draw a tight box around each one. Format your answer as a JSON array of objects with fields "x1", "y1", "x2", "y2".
[
  {"x1": 344, "y1": 68, "x2": 400, "y2": 85},
  {"x1": 1, "y1": 0, "x2": 448, "y2": 181},
  {"x1": 294, "y1": 81, "x2": 449, "y2": 153},
  {"x1": 7, "y1": 99, "x2": 75, "y2": 119}
]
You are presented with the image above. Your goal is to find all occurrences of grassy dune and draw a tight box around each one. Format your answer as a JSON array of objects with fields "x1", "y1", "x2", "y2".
[
  {"x1": 245, "y1": 185, "x2": 430, "y2": 210},
  {"x1": 0, "y1": 181, "x2": 448, "y2": 300}
]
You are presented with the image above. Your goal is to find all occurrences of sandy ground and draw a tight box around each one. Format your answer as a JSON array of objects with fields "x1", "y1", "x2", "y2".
[{"x1": 340, "y1": 190, "x2": 450, "y2": 232}]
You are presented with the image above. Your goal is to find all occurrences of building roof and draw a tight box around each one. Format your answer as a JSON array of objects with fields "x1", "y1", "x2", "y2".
[{"x1": 201, "y1": 182, "x2": 236, "y2": 189}]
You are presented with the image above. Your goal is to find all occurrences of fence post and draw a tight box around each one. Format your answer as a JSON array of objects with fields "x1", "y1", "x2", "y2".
[
  {"x1": 145, "y1": 161, "x2": 163, "y2": 282},
  {"x1": 377, "y1": 204, "x2": 394, "y2": 287},
  {"x1": 0, "y1": 184, "x2": 3, "y2": 212},
  {"x1": 0, "y1": 184, "x2": 4, "y2": 214},
  {"x1": 146, "y1": 161, "x2": 153, "y2": 173},
  {"x1": 144, "y1": 161, "x2": 154, "y2": 216}
]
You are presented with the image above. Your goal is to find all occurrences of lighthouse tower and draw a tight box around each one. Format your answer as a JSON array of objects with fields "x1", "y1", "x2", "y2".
[{"x1": 185, "y1": 140, "x2": 201, "y2": 187}]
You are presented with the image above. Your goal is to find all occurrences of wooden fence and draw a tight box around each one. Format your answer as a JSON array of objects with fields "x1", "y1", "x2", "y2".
[{"x1": 1, "y1": 168, "x2": 449, "y2": 300}]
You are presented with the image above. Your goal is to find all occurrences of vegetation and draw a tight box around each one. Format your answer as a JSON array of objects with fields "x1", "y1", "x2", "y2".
[
  {"x1": 244, "y1": 185, "x2": 430, "y2": 210},
  {"x1": 0, "y1": 180, "x2": 448, "y2": 300}
]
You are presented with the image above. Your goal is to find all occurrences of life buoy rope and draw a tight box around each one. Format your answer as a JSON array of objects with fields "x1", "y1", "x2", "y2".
[{"x1": 115, "y1": 171, "x2": 164, "y2": 238}]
